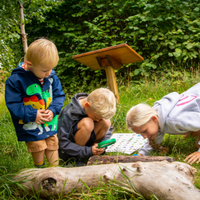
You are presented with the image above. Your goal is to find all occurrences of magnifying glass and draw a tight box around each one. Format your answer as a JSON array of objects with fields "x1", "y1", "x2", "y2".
[{"x1": 97, "y1": 138, "x2": 116, "y2": 148}]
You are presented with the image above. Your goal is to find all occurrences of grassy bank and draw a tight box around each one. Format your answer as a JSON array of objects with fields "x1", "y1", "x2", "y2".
[{"x1": 0, "y1": 69, "x2": 200, "y2": 199}]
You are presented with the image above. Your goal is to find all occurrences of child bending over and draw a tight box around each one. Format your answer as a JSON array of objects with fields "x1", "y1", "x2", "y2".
[
  {"x1": 126, "y1": 83, "x2": 200, "y2": 165},
  {"x1": 58, "y1": 88, "x2": 116, "y2": 166},
  {"x1": 5, "y1": 38, "x2": 65, "y2": 167}
]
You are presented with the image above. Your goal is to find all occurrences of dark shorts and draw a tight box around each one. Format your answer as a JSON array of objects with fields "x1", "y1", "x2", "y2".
[{"x1": 73, "y1": 124, "x2": 96, "y2": 147}]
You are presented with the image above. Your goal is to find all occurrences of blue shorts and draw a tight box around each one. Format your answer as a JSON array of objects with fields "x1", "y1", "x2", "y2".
[{"x1": 73, "y1": 124, "x2": 96, "y2": 147}]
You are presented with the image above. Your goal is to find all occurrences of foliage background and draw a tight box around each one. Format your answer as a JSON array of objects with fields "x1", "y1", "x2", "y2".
[{"x1": 0, "y1": 0, "x2": 199, "y2": 94}]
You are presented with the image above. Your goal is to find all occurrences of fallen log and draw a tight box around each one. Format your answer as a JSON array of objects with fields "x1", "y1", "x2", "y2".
[
  {"x1": 14, "y1": 161, "x2": 200, "y2": 199},
  {"x1": 87, "y1": 155, "x2": 175, "y2": 165}
]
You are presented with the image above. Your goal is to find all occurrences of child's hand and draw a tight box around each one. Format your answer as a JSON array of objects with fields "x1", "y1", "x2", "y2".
[
  {"x1": 92, "y1": 143, "x2": 105, "y2": 156},
  {"x1": 35, "y1": 109, "x2": 50, "y2": 125},
  {"x1": 184, "y1": 151, "x2": 200, "y2": 164},
  {"x1": 44, "y1": 109, "x2": 53, "y2": 121}
]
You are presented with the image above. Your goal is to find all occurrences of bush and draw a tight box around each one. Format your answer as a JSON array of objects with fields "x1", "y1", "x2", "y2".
[{"x1": 24, "y1": 0, "x2": 200, "y2": 92}]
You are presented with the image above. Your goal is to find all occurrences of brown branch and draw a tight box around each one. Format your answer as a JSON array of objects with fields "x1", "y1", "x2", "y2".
[
  {"x1": 18, "y1": 1, "x2": 28, "y2": 54},
  {"x1": 87, "y1": 155, "x2": 176, "y2": 165}
]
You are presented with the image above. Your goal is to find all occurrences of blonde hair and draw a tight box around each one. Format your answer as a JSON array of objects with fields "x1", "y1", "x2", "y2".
[
  {"x1": 25, "y1": 38, "x2": 59, "y2": 67},
  {"x1": 87, "y1": 88, "x2": 116, "y2": 119},
  {"x1": 126, "y1": 103, "x2": 158, "y2": 129}
]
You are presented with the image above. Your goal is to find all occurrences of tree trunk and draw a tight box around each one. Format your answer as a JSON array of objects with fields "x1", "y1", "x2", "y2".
[
  {"x1": 18, "y1": 2, "x2": 28, "y2": 54},
  {"x1": 87, "y1": 155, "x2": 175, "y2": 165},
  {"x1": 15, "y1": 161, "x2": 200, "y2": 199}
]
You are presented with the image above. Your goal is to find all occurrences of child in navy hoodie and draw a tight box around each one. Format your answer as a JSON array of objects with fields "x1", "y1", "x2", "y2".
[{"x1": 5, "y1": 38, "x2": 65, "y2": 167}]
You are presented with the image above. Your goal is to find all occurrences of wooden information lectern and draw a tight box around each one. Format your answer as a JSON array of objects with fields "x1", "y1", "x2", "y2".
[{"x1": 73, "y1": 43, "x2": 144, "y2": 103}]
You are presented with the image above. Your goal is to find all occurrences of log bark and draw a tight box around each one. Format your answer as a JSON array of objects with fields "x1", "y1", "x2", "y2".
[
  {"x1": 87, "y1": 155, "x2": 175, "y2": 165},
  {"x1": 14, "y1": 161, "x2": 200, "y2": 199}
]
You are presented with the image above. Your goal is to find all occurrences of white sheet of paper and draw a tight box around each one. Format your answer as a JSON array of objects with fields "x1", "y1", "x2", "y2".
[{"x1": 106, "y1": 133, "x2": 147, "y2": 154}]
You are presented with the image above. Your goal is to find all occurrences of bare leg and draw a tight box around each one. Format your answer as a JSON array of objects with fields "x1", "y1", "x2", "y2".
[
  {"x1": 32, "y1": 150, "x2": 45, "y2": 165},
  {"x1": 183, "y1": 132, "x2": 190, "y2": 138},
  {"x1": 195, "y1": 132, "x2": 200, "y2": 149},
  {"x1": 184, "y1": 130, "x2": 200, "y2": 149},
  {"x1": 45, "y1": 149, "x2": 59, "y2": 166},
  {"x1": 75, "y1": 118, "x2": 94, "y2": 146},
  {"x1": 94, "y1": 119, "x2": 111, "y2": 143},
  {"x1": 184, "y1": 130, "x2": 200, "y2": 139}
]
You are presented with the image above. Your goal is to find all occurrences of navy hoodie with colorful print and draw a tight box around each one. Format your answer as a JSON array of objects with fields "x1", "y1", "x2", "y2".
[{"x1": 5, "y1": 62, "x2": 65, "y2": 142}]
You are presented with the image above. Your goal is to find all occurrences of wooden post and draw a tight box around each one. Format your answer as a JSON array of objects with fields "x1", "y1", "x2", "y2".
[
  {"x1": 104, "y1": 66, "x2": 119, "y2": 103},
  {"x1": 96, "y1": 55, "x2": 122, "y2": 103}
]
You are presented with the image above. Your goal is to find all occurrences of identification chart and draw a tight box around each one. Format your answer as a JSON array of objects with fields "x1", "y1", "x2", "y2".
[{"x1": 106, "y1": 133, "x2": 147, "y2": 154}]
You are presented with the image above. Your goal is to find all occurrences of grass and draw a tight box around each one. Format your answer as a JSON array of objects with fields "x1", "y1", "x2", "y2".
[{"x1": 0, "y1": 68, "x2": 200, "y2": 199}]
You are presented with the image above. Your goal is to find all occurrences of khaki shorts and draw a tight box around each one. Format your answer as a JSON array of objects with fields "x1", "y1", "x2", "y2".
[{"x1": 26, "y1": 134, "x2": 59, "y2": 153}]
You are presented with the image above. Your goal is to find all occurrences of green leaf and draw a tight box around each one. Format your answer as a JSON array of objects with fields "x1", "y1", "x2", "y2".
[
  {"x1": 129, "y1": 72, "x2": 134, "y2": 77},
  {"x1": 152, "y1": 35, "x2": 158, "y2": 41},
  {"x1": 183, "y1": 35, "x2": 189, "y2": 40},
  {"x1": 173, "y1": 48, "x2": 182, "y2": 57},
  {"x1": 134, "y1": 69, "x2": 140, "y2": 75},
  {"x1": 139, "y1": 29, "x2": 145, "y2": 34},
  {"x1": 186, "y1": 43, "x2": 194, "y2": 50}
]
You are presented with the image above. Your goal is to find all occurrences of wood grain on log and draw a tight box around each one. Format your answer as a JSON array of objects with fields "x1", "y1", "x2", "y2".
[
  {"x1": 14, "y1": 161, "x2": 200, "y2": 200},
  {"x1": 87, "y1": 155, "x2": 176, "y2": 165}
]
